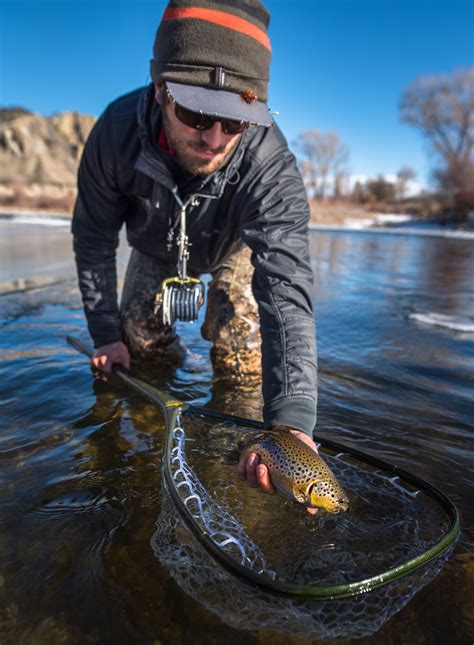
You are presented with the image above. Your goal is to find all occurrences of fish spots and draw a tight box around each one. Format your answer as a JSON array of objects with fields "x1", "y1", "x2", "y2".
[{"x1": 241, "y1": 430, "x2": 349, "y2": 511}]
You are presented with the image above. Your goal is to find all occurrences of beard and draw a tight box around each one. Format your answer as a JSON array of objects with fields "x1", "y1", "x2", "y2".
[{"x1": 161, "y1": 104, "x2": 242, "y2": 176}]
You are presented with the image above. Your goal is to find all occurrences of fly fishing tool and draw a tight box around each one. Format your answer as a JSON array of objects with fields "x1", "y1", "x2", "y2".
[
  {"x1": 66, "y1": 335, "x2": 460, "y2": 600},
  {"x1": 154, "y1": 188, "x2": 205, "y2": 326}
]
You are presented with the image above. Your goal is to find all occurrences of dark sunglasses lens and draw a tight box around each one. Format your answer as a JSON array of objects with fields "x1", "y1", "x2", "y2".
[
  {"x1": 175, "y1": 102, "x2": 248, "y2": 134},
  {"x1": 221, "y1": 119, "x2": 248, "y2": 135},
  {"x1": 175, "y1": 104, "x2": 207, "y2": 129}
]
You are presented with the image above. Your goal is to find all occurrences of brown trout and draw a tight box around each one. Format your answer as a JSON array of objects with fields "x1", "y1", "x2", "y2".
[{"x1": 241, "y1": 429, "x2": 349, "y2": 513}]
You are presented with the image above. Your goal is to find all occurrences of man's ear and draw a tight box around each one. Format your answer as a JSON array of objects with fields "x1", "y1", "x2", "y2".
[{"x1": 154, "y1": 82, "x2": 164, "y2": 105}]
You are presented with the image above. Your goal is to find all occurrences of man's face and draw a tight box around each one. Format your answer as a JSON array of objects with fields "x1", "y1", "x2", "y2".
[{"x1": 155, "y1": 84, "x2": 242, "y2": 175}]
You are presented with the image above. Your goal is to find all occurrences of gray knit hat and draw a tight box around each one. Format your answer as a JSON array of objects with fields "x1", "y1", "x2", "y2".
[{"x1": 150, "y1": 0, "x2": 273, "y2": 126}]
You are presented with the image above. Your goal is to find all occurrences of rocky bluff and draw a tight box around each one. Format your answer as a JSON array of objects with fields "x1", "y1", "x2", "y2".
[{"x1": 0, "y1": 107, "x2": 96, "y2": 212}]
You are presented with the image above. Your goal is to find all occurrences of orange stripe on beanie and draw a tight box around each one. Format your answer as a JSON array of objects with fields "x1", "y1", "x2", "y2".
[{"x1": 163, "y1": 6, "x2": 271, "y2": 51}]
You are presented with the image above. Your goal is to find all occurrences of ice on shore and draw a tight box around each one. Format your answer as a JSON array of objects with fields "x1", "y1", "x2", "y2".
[
  {"x1": 409, "y1": 312, "x2": 474, "y2": 333},
  {"x1": 374, "y1": 213, "x2": 414, "y2": 225}
]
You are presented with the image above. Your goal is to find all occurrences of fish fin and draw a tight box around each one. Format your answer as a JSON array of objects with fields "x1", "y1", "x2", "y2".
[
  {"x1": 240, "y1": 433, "x2": 266, "y2": 458},
  {"x1": 305, "y1": 482, "x2": 315, "y2": 504},
  {"x1": 293, "y1": 489, "x2": 306, "y2": 504}
]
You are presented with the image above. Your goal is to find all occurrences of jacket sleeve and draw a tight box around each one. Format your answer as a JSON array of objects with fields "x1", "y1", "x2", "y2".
[
  {"x1": 71, "y1": 108, "x2": 128, "y2": 348},
  {"x1": 239, "y1": 144, "x2": 318, "y2": 437}
]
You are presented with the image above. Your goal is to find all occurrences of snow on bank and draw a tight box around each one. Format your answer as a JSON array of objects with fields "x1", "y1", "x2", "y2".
[
  {"x1": 341, "y1": 217, "x2": 375, "y2": 229},
  {"x1": 0, "y1": 212, "x2": 70, "y2": 226},
  {"x1": 374, "y1": 213, "x2": 414, "y2": 225},
  {"x1": 341, "y1": 212, "x2": 414, "y2": 228}
]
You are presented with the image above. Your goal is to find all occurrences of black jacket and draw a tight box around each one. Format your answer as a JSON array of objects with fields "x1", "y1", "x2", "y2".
[{"x1": 72, "y1": 85, "x2": 318, "y2": 435}]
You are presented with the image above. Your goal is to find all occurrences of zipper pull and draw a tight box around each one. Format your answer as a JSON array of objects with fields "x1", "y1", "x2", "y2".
[{"x1": 166, "y1": 217, "x2": 174, "y2": 252}]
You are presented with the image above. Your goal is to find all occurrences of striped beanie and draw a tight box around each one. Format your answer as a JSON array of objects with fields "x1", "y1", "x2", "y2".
[{"x1": 150, "y1": 0, "x2": 272, "y2": 126}]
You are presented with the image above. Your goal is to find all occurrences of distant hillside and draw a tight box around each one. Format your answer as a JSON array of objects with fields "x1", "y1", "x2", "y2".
[
  {"x1": 0, "y1": 107, "x2": 96, "y2": 212},
  {"x1": 0, "y1": 107, "x2": 96, "y2": 186}
]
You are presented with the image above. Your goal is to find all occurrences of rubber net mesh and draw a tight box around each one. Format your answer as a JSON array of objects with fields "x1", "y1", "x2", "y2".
[{"x1": 151, "y1": 413, "x2": 455, "y2": 638}]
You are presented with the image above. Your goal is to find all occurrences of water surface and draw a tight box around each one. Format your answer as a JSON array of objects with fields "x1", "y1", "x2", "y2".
[{"x1": 0, "y1": 220, "x2": 473, "y2": 643}]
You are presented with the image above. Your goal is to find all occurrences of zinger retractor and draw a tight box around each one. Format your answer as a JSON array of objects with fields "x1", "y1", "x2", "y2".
[
  {"x1": 155, "y1": 189, "x2": 206, "y2": 326},
  {"x1": 157, "y1": 277, "x2": 205, "y2": 326}
]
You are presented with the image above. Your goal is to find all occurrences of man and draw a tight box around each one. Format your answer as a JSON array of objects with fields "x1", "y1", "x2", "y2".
[{"x1": 72, "y1": 0, "x2": 318, "y2": 513}]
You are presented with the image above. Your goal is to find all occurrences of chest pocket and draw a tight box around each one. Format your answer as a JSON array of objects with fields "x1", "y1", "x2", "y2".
[
  {"x1": 152, "y1": 181, "x2": 172, "y2": 225},
  {"x1": 132, "y1": 182, "x2": 172, "y2": 239}
]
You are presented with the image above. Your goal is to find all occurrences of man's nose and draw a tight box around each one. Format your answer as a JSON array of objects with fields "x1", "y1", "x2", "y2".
[{"x1": 200, "y1": 122, "x2": 226, "y2": 149}]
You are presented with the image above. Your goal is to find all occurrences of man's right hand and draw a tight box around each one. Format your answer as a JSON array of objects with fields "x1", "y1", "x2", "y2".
[{"x1": 91, "y1": 341, "x2": 130, "y2": 374}]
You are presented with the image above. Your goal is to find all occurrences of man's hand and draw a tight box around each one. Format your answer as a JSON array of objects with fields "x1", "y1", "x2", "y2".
[
  {"x1": 91, "y1": 341, "x2": 130, "y2": 375},
  {"x1": 237, "y1": 428, "x2": 319, "y2": 515}
]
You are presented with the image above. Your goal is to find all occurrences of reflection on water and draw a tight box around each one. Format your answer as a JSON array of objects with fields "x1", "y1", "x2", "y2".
[
  {"x1": 0, "y1": 219, "x2": 130, "y2": 290},
  {"x1": 0, "y1": 226, "x2": 473, "y2": 643}
]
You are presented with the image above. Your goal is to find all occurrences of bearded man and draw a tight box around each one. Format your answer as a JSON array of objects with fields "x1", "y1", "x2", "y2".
[{"x1": 72, "y1": 0, "x2": 318, "y2": 511}]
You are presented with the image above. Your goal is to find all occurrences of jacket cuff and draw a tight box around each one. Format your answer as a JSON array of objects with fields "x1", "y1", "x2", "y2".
[
  {"x1": 264, "y1": 396, "x2": 317, "y2": 438},
  {"x1": 87, "y1": 317, "x2": 123, "y2": 349}
]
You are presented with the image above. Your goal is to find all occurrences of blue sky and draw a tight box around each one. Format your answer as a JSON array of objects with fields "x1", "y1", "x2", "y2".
[{"x1": 1, "y1": 0, "x2": 472, "y2": 186}]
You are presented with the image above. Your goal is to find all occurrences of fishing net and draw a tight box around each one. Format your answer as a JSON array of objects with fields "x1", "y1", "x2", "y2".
[
  {"x1": 65, "y1": 337, "x2": 459, "y2": 638},
  {"x1": 151, "y1": 411, "x2": 457, "y2": 638},
  {"x1": 153, "y1": 489, "x2": 452, "y2": 639}
]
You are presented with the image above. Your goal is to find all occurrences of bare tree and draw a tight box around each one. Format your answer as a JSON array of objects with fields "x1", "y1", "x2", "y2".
[
  {"x1": 400, "y1": 67, "x2": 474, "y2": 195},
  {"x1": 352, "y1": 180, "x2": 368, "y2": 204},
  {"x1": 298, "y1": 158, "x2": 317, "y2": 197},
  {"x1": 333, "y1": 171, "x2": 350, "y2": 199},
  {"x1": 294, "y1": 130, "x2": 349, "y2": 198},
  {"x1": 396, "y1": 166, "x2": 416, "y2": 199}
]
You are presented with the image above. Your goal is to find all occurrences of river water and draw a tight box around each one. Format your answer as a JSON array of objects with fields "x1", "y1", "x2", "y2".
[{"x1": 0, "y1": 218, "x2": 473, "y2": 643}]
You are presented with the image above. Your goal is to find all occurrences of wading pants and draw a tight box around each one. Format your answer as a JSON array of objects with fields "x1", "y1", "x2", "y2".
[{"x1": 120, "y1": 246, "x2": 262, "y2": 384}]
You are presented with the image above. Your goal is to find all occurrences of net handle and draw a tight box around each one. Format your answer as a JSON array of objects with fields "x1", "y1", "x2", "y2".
[
  {"x1": 66, "y1": 335, "x2": 460, "y2": 600},
  {"x1": 66, "y1": 336, "x2": 187, "y2": 417}
]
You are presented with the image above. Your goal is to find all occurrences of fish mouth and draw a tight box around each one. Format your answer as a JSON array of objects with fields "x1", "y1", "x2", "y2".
[
  {"x1": 334, "y1": 497, "x2": 350, "y2": 513},
  {"x1": 307, "y1": 481, "x2": 350, "y2": 513}
]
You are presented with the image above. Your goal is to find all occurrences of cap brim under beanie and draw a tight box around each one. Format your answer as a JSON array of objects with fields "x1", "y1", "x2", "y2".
[{"x1": 166, "y1": 81, "x2": 273, "y2": 127}]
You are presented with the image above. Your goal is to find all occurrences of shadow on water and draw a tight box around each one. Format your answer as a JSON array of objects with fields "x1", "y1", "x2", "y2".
[{"x1": 0, "y1": 226, "x2": 473, "y2": 643}]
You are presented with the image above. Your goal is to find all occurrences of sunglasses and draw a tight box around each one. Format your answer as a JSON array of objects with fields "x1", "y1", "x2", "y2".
[{"x1": 166, "y1": 90, "x2": 250, "y2": 135}]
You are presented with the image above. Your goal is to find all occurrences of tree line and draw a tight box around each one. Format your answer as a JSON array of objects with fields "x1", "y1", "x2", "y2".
[{"x1": 294, "y1": 67, "x2": 473, "y2": 215}]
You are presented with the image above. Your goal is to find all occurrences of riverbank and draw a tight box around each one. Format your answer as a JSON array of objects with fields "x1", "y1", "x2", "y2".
[
  {"x1": 1, "y1": 203, "x2": 396, "y2": 226},
  {"x1": 3, "y1": 206, "x2": 473, "y2": 242},
  {"x1": 0, "y1": 204, "x2": 438, "y2": 229}
]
